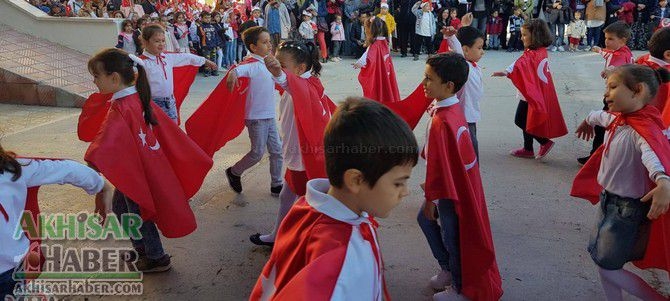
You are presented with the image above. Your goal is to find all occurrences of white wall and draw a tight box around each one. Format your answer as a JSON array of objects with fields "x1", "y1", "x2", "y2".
[{"x1": 0, "y1": 0, "x2": 121, "y2": 55}]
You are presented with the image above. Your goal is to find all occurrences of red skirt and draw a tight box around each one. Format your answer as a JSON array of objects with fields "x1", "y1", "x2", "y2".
[
  {"x1": 284, "y1": 170, "x2": 308, "y2": 196},
  {"x1": 569, "y1": 37, "x2": 581, "y2": 45}
]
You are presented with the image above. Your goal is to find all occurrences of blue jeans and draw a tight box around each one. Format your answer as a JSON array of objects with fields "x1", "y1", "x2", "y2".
[
  {"x1": 488, "y1": 34, "x2": 500, "y2": 49},
  {"x1": 549, "y1": 23, "x2": 566, "y2": 47},
  {"x1": 226, "y1": 38, "x2": 237, "y2": 67},
  {"x1": 231, "y1": 118, "x2": 283, "y2": 187},
  {"x1": 587, "y1": 25, "x2": 602, "y2": 47},
  {"x1": 417, "y1": 199, "x2": 462, "y2": 292},
  {"x1": 0, "y1": 267, "x2": 17, "y2": 298},
  {"x1": 152, "y1": 96, "x2": 177, "y2": 122},
  {"x1": 112, "y1": 189, "x2": 165, "y2": 260}
]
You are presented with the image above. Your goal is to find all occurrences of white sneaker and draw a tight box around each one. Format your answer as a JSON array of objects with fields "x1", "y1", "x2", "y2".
[
  {"x1": 550, "y1": 46, "x2": 557, "y2": 52},
  {"x1": 558, "y1": 46, "x2": 565, "y2": 52},
  {"x1": 433, "y1": 287, "x2": 469, "y2": 301},
  {"x1": 584, "y1": 46, "x2": 592, "y2": 51},
  {"x1": 430, "y1": 270, "x2": 453, "y2": 290}
]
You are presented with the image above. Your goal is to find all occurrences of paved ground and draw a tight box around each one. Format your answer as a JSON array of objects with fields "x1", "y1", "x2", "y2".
[{"x1": 2, "y1": 50, "x2": 670, "y2": 300}]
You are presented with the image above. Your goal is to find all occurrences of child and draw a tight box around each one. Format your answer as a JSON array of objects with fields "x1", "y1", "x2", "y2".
[
  {"x1": 631, "y1": 0, "x2": 653, "y2": 50},
  {"x1": 507, "y1": 6, "x2": 524, "y2": 52},
  {"x1": 578, "y1": 21, "x2": 632, "y2": 164},
  {"x1": 198, "y1": 12, "x2": 223, "y2": 77},
  {"x1": 160, "y1": 15, "x2": 180, "y2": 53},
  {"x1": 116, "y1": 20, "x2": 138, "y2": 55},
  {"x1": 133, "y1": 17, "x2": 148, "y2": 55},
  {"x1": 212, "y1": 12, "x2": 228, "y2": 71},
  {"x1": 329, "y1": 14, "x2": 346, "y2": 61},
  {"x1": 354, "y1": 17, "x2": 400, "y2": 104},
  {"x1": 493, "y1": 19, "x2": 568, "y2": 159},
  {"x1": 140, "y1": 24, "x2": 216, "y2": 121},
  {"x1": 651, "y1": 0, "x2": 670, "y2": 29},
  {"x1": 249, "y1": 41, "x2": 336, "y2": 246},
  {"x1": 0, "y1": 147, "x2": 111, "y2": 298},
  {"x1": 444, "y1": 14, "x2": 485, "y2": 157},
  {"x1": 81, "y1": 48, "x2": 213, "y2": 273},
  {"x1": 377, "y1": 1, "x2": 396, "y2": 46},
  {"x1": 223, "y1": 12, "x2": 237, "y2": 68},
  {"x1": 249, "y1": 97, "x2": 418, "y2": 300},
  {"x1": 636, "y1": 27, "x2": 670, "y2": 115},
  {"x1": 435, "y1": 8, "x2": 462, "y2": 53},
  {"x1": 618, "y1": 1, "x2": 636, "y2": 25},
  {"x1": 299, "y1": 10, "x2": 317, "y2": 43},
  {"x1": 412, "y1": 0, "x2": 436, "y2": 61},
  {"x1": 186, "y1": 26, "x2": 284, "y2": 197},
  {"x1": 174, "y1": 12, "x2": 191, "y2": 53},
  {"x1": 572, "y1": 65, "x2": 670, "y2": 301},
  {"x1": 566, "y1": 10, "x2": 587, "y2": 52},
  {"x1": 417, "y1": 52, "x2": 503, "y2": 301},
  {"x1": 487, "y1": 10, "x2": 504, "y2": 50}
]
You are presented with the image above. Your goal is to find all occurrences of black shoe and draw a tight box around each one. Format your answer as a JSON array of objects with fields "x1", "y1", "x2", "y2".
[
  {"x1": 577, "y1": 156, "x2": 590, "y2": 166},
  {"x1": 226, "y1": 167, "x2": 242, "y2": 193},
  {"x1": 250, "y1": 233, "x2": 274, "y2": 247},
  {"x1": 401, "y1": 53, "x2": 407, "y2": 57},
  {"x1": 211, "y1": 71, "x2": 219, "y2": 76},
  {"x1": 271, "y1": 184, "x2": 282, "y2": 197},
  {"x1": 413, "y1": 55, "x2": 419, "y2": 61},
  {"x1": 203, "y1": 71, "x2": 210, "y2": 77},
  {"x1": 135, "y1": 254, "x2": 171, "y2": 273},
  {"x1": 121, "y1": 248, "x2": 145, "y2": 262}
]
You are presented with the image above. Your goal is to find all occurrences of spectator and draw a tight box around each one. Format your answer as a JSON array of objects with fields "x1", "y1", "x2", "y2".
[
  {"x1": 471, "y1": 0, "x2": 492, "y2": 36},
  {"x1": 315, "y1": 0, "x2": 331, "y2": 62},
  {"x1": 343, "y1": 0, "x2": 361, "y2": 55},
  {"x1": 651, "y1": 0, "x2": 670, "y2": 28},
  {"x1": 377, "y1": 1, "x2": 396, "y2": 43},
  {"x1": 507, "y1": 6, "x2": 524, "y2": 51},
  {"x1": 265, "y1": 0, "x2": 292, "y2": 50},
  {"x1": 412, "y1": 0, "x2": 436, "y2": 61},
  {"x1": 566, "y1": 9, "x2": 587, "y2": 51},
  {"x1": 619, "y1": 1, "x2": 636, "y2": 25},
  {"x1": 514, "y1": 0, "x2": 534, "y2": 18},
  {"x1": 584, "y1": 0, "x2": 606, "y2": 50},
  {"x1": 487, "y1": 10, "x2": 503, "y2": 49},
  {"x1": 349, "y1": 11, "x2": 369, "y2": 56},
  {"x1": 496, "y1": 0, "x2": 514, "y2": 49},
  {"x1": 546, "y1": 0, "x2": 570, "y2": 52},
  {"x1": 434, "y1": 8, "x2": 460, "y2": 49},
  {"x1": 68, "y1": 0, "x2": 85, "y2": 16},
  {"x1": 630, "y1": 0, "x2": 653, "y2": 49},
  {"x1": 116, "y1": 19, "x2": 138, "y2": 53},
  {"x1": 299, "y1": 10, "x2": 318, "y2": 42},
  {"x1": 141, "y1": 0, "x2": 158, "y2": 16},
  {"x1": 330, "y1": 14, "x2": 347, "y2": 60},
  {"x1": 174, "y1": 12, "x2": 191, "y2": 53}
]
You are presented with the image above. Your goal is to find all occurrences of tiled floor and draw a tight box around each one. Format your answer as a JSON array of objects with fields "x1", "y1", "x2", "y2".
[{"x1": 0, "y1": 24, "x2": 94, "y2": 107}]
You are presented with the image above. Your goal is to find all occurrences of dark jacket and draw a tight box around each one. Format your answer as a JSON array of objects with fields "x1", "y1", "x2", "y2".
[
  {"x1": 396, "y1": 0, "x2": 417, "y2": 23},
  {"x1": 199, "y1": 23, "x2": 223, "y2": 49},
  {"x1": 632, "y1": 0, "x2": 655, "y2": 22},
  {"x1": 545, "y1": 0, "x2": 570, "y2": 24}
]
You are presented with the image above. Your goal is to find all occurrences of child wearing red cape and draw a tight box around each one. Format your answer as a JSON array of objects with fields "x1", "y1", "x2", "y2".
[
  {"x1": 248, "y1": 41, "x2": 337, "y2": 247},
  {"x1": 354, "y1": 16, "x2": 401, "y2": 104},
  {"x1": 418, "y1": 53, "x2": 503, "y2": 301},
  {"x1": 636, "y1": 27, "x2": 670, "y2": 122},
  {"x1": 492, "y1": 19, "x2": 568, "y2": 160},
  {"x1": 572, "y1": 65, "x2": 670, "y2": 301},
  {"x1": 81, "y1": 48, "x2": 213, "y2": 272}
]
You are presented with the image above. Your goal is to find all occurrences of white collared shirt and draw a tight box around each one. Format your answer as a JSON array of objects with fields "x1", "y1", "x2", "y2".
[
  {"x1": 140, "y1": 51, "x2": 206, "y2": 99},
  {"x1": 273, "y1": 70, "x2": 311, "y2": 171},
  {"x1": 234, "y1": 54, "x2": 278, "y2": 120},
  {"x1": 647, "y1": 55, "x2": 670, "y2": 67},
  {"x1": 111, "y1": 86, "x2": 137, "y2": 101},
  {"x1": 447, "y1": 35, "x2": 483, "y2": 123}
]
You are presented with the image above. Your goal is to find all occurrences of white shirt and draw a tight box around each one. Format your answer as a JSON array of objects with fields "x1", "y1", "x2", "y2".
[
  {"x1": 1, "y1": 159, "x2": 104, "y2": 273},
  {"x1": 355, "y1": 37, "x2": 387, "y2": 67},
  {"x1": 448, "y1": 35, "x2": 483, "y2": 123},
  {"x1": 586, "y1": 110, "x2": 666, "y2": 199},
  {"x1": 140, "y1": 51, "x2": 206, "y2": 99},
  {"x1": 418, "y1": 12, "x2": 433, "y2": 36},
  {"x1": 234, "y1": 54, "x2": 278, "y2": 120},
  {"x1": 274, "y1": 70, "x2": 311, "y2": 171}
]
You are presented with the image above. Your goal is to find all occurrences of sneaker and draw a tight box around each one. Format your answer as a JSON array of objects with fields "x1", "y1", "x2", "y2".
[
  {"x1": 135, "y1": 254, "x2": 171, "y2": 273},
  {"x1": 226, "y1": 167, "x2": 242, "y2": 193},
  {"x1": 550, "y1": 46, "x2": 557, "y2": 52},
  {"x1": 203, "y1": 71, "x2": 210, "y2": 77},
  {"x1": 430, "y1": 270, "x2": 453, "y2": 290},
  {"x1": 584, "y1": 46, "x2": 592, "y2": 52},
  {"x1": 577, "y1": 156, "x2": 590, "y2": 166},
  {"x1": 271, "y1": 184, "x2": 282, "y2": 197},
  {"x1": 509, "y1": 148, "x2": 535, "y2": 159},
  {"x1": 535, "y1": 140, "x2": 555, "y2": 159},
  {"x1": 329, "y1": 57, "x2": 338, "y2": 62},
  {"x1": 121, "y1": 248, "x2": 144, "y2": 263},
  {"x1": 558, "y1": 46, "x2": 565, "y2": 52},
  {"x1": 433, "y1": 287, "x2": 469, "y2": 301},
  {"x1": 249, "y1": 233, "x2": 275, "y2": 247},
  {"x1": 211, "y1": 71, "x2": 220, "y2": 76},
  {"x1": 336, "y1": 57, "x2": 343, "y2": 62}
]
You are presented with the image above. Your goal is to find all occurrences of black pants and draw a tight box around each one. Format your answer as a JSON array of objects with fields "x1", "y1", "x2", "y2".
[
  {"x1": 515, "y1": 100, "x2": 550, "y2": 151},
  {"x1": 508, "y1": 32, "x2": 522, "y2": 50},
  {"x1": 500, "y1": 14, "x2": 509, "y2": 48},
  {"x1": 591, "y1": 99, "x2": 609, "y2": 154},
  {"x1": 397, "y1": 21, "x2": 414, "y2": 55},
  {"x1": 412, "y1": 34, "x2": 433, "y2": 56}
]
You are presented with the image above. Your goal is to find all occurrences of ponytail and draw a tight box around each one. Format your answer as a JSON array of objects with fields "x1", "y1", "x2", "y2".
[
  {"x1": 0, "y1": 144, "x2": 21, "y2": 181},
  {"x1": 135, "y1": 65, "x2": 158, "y2": 126},
  {"x1": 305, "y1": 41, "x2": 322, "y2": 77}
]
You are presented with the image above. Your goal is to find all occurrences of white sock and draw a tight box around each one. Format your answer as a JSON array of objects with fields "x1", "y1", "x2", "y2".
[
  {"x1": 598, "y1": 268, "x2": 667, "y2": 301},
  {"x1": 259, "y1": 185, "x2": 299, "y2": 243}
]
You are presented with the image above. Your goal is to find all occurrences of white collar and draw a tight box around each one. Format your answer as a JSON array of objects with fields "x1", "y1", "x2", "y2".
[
  {"x1": 111, "y1": 86, "x2": 137, "y2": 100},
  {"x1": 305, "y1": 179, "x2": 372, "y2": 226},
  {"x1": 434, "y1": 95, "x2": 459, "y2": 108},
  {"x1": 250, "y1": 53, "x2": 265, "y2": 61},
  {"x1": 141, "y1": 51, "x2": 164, "y2": 60},
  {"x1": 376, "y1": 37, "x2": 386, "y2": 40},
  {"x1": 648, "y1": 56, "x2": 670, "y2": 67},
  {"x1": 300, "y1": 70, "x2": 311, "y2": 79}
]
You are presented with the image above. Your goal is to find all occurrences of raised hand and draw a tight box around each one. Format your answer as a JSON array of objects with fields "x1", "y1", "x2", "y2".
[
  {"x1": 264, "y1": 54, "x2": 283, "y2": 77},
  {"x1": 461, "y1": 13, "x2": 474, "y2": 27}
]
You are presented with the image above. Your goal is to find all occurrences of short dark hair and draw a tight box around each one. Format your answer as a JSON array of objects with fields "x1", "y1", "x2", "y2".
[
  {"x1": 521, "y1": 19, "x2": 553, "y2": 49},
  {"x1": 456, "y1": 26, "x2": 485, "y2": 47},
  {"x1": 242, "y1": 26, "x2": 269, "y2": 50},
  {"x1": 649, "y1": 27, "x2": 670, "y2": 60},
  {"x1": 603, "y1": 21, "x2": 631, "y2": 40},
  {"x1": 426, "y1": 52, "x2": 469, "y2": 93},
  {"x1": 200, "y1": 11, "x2": 211, "y2": 18},
  {"x1": 324, "y1": 97, "x2": 419, "y2": 188}
]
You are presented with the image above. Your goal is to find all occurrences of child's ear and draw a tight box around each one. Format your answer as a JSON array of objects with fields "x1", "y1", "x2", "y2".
[
  {"x1": 663, "y1": 50, "x2": 670, "y2": 62},
  {"x1": 342, "y1": 169, "x2": 365, "y2": 194}
]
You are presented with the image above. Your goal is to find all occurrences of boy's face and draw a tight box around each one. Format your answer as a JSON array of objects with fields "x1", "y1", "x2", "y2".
[
  {"x1": 422, "y1": 64, "x2": 454, "y2": 100},
  {"x1": 463, "y1": 37, "x2": 485, "y2": 62},
  {"x1": 492, "y1": 11, "x2": 498, "y2": 17},
  {"x1": 604, "y1": 32, "x2": 626, "y2": 51},
  {"x1": 574, "y1": 12, "x2": 581, "y2": 20},
  {"x1": 203, "y1": 15, "x2": 212, "y2": 23},
  {"x1": 250, "y1": 32, "x2": 273, "y2": 57},
  {"x1": 358, "y1": 164, "x2": 413, "y2": 218},
  {"x1": 381, "y1": 7, "x2": 388, "y2": 14},
  {"x1": 661, "y1": 0, "x2": 667, "y2": 7},
  {"x1": 422, "y1": 4, "x2": 430, "y2": 12},
  {"x1": 514, "y1": 9, "x2": 521, "y2": 16},
  {"x1": 252, "y1": 10, "x2": 261, "y2": 18}
]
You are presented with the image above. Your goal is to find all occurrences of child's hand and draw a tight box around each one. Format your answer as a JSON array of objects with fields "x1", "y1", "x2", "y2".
[
  {"x1": 264, "y1": 54, "x2": 282, "y2": 77},
  {"x1": 353, "y1": 62, "x2": 363, "y2": 69},
  {"x1": 94, "y1": 180, "x2": 114, "y2": 224},
  {"x1": 461, "y1": 13, "x2": 474, "y2": 27},
  {"x1": 422, "y1": 202, "x2": 437, "y2": 221},
  {"x1": 591, "y1": 46, "x2": 601, "y2": 53},
  {"x1": 641, "y1": 176, "x2": 670, "y2": 219},
  {"x1": 575, "y1": 120, "x2": 595, "y2": 141},
  {"x1": 226, "y1": 69, "x2": 239, "y2": 91},
  {"x1": 205, "y1": 60, "x2": 218, "y2": 70},
  {"x1": 491, "y1": 71, "x2": 508, "y2": 77}
]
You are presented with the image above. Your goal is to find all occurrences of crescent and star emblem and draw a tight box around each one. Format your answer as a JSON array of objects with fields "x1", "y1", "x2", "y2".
[{"x1": 138, "y1": 127, "x2": 160, "y2": 151}]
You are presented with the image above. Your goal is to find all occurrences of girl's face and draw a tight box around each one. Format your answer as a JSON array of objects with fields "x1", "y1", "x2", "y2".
[
  {"x1": 177, "y1": 14, "x2": 185, "y2": 23},
  {"x1": 90, "y1": 68, "x2": 121, "y2": 94},
  {"x1": 336, "y1": 16, "x2": 342, "y2": 23},
  {"x1": 276, "y1": 51, "x2": 308, "y2": 76},
  {"x1": 124, "y1": 24, "x2": 133, "y2": 32},
  {"x1": 574, "y1": 12, "x2": 581, "y2": 20},
  {"x1": 521, "y1": 27, "x2": 531, "y2": 49},
  {"x1": 442, "y1": 10, "x2": 449, "y2": 19},
  {"x1": 214, "y1": 14, "x2": 222, "y2": 22},
  {"x1": 492, "y1": 11, "x2": 498, "y2": 17},
  {"x1": 604, "y1": 73, "x2": 646, "y2": 113},
  {"x1": 144, "y1": 32, "x2": 166, "y2": 54},
  {"x1": 114, "y1": 12, "x2": 124, "y2": 18}
]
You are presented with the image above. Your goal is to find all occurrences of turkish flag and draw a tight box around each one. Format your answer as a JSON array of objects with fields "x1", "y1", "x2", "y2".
[
  {"x1": 84, "y1": 93, "x2": 213, "y2": 238},
  {"x1": 424, "y1": 105, "x2": 503, "y2": 301},
  {"x1": 508, "y1": 48, "x2": 568, "y2": 139},
  {"x1": 384, "y1": 84, "x2": 433, "y2": 130},
  {"x1": 185, "y1": 58, "x2": 258, "y2": 157},
  {"x1": 283, "y1": 72, "x2": 337, "y2": 179},
  {"x1": 358, "y1": 39, "x2": 401, "y2": 103},
  {"x1": 571, "y1": 105, "x2": 670, "y2": 275},
  {"x1": 636, "y1": 54, "x2": 670, "y2": 124}
]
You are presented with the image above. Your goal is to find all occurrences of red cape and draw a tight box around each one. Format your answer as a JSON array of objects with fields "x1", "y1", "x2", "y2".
[
  {"x1": 636, "y1": 54, "x2": 670, "y2": 124},
  {"x1": 508, "y1": 48, "x2": 568, "y2": 139},
  {"x1": 358, "y1": 39, "x2": 401, "y2": 103},
  {"x1": 283, "y1": 72, "x2": 337, "y2": 179},
  {"x1": 602, "y1": 45, "x2": 632, "y2": 67},
  {"x1": 84, "y1": 93, "x2": 213, "y2": 238},
  {"x1": 424, "y1": 105, "x2": 503, "y2": 301},
  {"x1": 571, "y1": 105, "x2": 670, "y2": 274},
  {"x1": 185, "y1": 58, "x2": 258, "y2": 157},
  {"x1": 77, "y1": 65, "x2": 199, "y2": 142},
  {"x1": 384, "y1": 84, "x2": 434, "y2": 130},
  {"x1": 437, "y1": 38, "x2": 451, "y2": 54}
]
